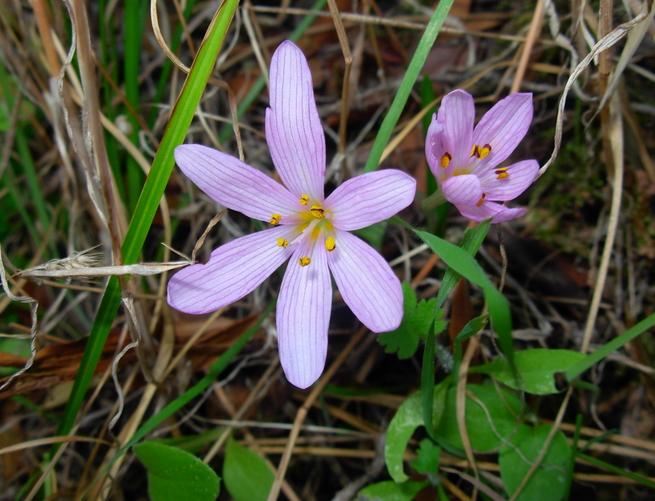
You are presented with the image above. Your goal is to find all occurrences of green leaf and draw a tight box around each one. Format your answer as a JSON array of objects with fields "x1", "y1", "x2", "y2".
[
  {"x1": 499, "y1": 425, "x2": 573, "y2": 501},
  {"x1": 358, "y1": 480, "x2": 427, "y2": 501},
  {"x1": 223, "y1": 439, "x2": 274, "y2": 501},
  {"x1": 415, "y1": 228, "x2": 515, "y2": 373},
  {"x1": 474, "y1": 349, "x2": 585, "y2": 395},
  {"x1": 134, "y1": 441, "x2": 220, "y2": 501},
  {"x1": 378, "y1": 283, "x2": 440, "y2": 359},
  {"x1": 436, "y1": 382, "x2": 522, "y2": 454},
  {"x1": 364, "y1": 0, "x2": 454, "y2": 172},
  {"x1": 385, "y1": 382, "x2": 448, "y2": 483},
  {"x1": 411, "y1": 439, "x2": 441, "y2": 474}
]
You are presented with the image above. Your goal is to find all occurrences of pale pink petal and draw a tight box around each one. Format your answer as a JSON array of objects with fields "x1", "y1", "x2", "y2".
[
  {"x1": 327, "y1": 230, "x2": 402, "y2": 332},
  {"x1": 472, "y1": 93, "x2": 533, "y2": 171},
  {"x1": 175, "y1": 145, "x2": 298, "y2": 222},
  {"x1": 277, "y1": 235, "x2": 331, "y2": 389},
  {"x1": 441, "y1": 174, "x2": 483, "y2": 207},
  {"x1": 325, "y1": 170, "x2": 416, "y2": 231},
  {"x1": 437, "y1": 90, "x2": 475, "y2": 167},
  {"x1": 167, "y1": 226, "x2": 293, "y2": 314},
  {"x1": 480, "y1": 159, "x2": 539, "y2": 201},
  {"x1": 425, "y1": 117, "x2": 449, "y2": 177},
  {"x1": 266, "y1": 41, "x2": 325, "y2": 201},
  {"x1": 456, "y1": 201, "x2": 527, "y2": 224}
]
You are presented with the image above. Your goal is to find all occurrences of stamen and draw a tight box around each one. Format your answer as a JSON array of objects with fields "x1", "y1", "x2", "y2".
[
  {"x1": 470, "y1": 144, "x2": 479, "y2": 157},
  {"x1": 325, "y1": 236, "x2": 336, "y2": 252},
  {"x1": 495, "y1": 167, "x2": 509, "y2": 180},
  {"x1": 478, "y1": 144, "x2": 492, "y2": 159},
  {"x1": 299, "y1": 194, "x2": 310, "y2": 205},
  {"x1": 276, "y1": 237, "x2": 289, "y2": 248},
  {"x1": 269, "y1": 213, "x2": 282, "y2": 226},
  {"x1": 475, "y1": 193, "x2": 486, "y2": 207},
  {"x1": 299, "y1": 256, "x2": 311, "y2": 266},
  {"x1": 440, "y1": 152, "x2": 451, "y2": 168},
  {"x1": 310, "y1": 204, "x2": 325, "y2": 219}
]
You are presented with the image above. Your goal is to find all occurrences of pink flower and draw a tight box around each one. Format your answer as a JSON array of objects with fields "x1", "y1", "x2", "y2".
[
  {"x1": 167, "y1": 41, "x2": 416, "y2": 388},
  {"x1": 425, "y1": 89, "x2": 539, "y2": 223}
]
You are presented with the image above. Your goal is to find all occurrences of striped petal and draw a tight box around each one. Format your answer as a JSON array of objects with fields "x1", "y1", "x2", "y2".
[
  {"x1": 441, "y1": 174, "x2": 483, "y2": 207},
  {"x1": 276, "y1": 235, "x2": 332, "y2": 389},
  {"x1": 167, "y1": 226, "x2": 293, "y2": 314},
  {"x1": 327, "y1": 230, "x2": 402, "y2": 332},
  {"x1": 456, "y1": 201, "x2": 527, "y2": 224},
  {"x1": 325, "y1": 170, "x2": 416, "y2": 231},
  {"x1": 425, "y1": 116, "x2": 448, "y2": 177},
  {"x1": 472, "y1": 93, "x2": 533, "y2": 172},
  {"x1": 437, "y1": 90, "x2": 475, "y2": 168},
  {"x1": 174, "y1": 144, "x2": 299, "y2": 222},
  {"x1": 266, "y1": 41, "x2": 325, "y2": 201},
  {"x1": 480, "y1": 159, "x2": 539, "y2": 201}
]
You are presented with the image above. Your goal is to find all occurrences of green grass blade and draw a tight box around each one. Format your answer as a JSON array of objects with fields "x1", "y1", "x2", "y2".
[
  {"x1": 576, "y1": 452, "x2": 655, "y2": 489},
  {"x1": 565, "y1": 312, "x2": 655, "y2": 382},
  {"x1": 15, "y1": 130, "x2": 50, "y2": 229},
  {"x1": 415, "y1": 228, "x2": 515, "y2": 369},
  {"x1": 217, "y1": 0, "x2": 328, "y2": 143},
  {"x1": 421, "y1": 325, "x2": 437, "y2": 439},
  {"x1": 363, "y1": 0, "x2": 454, "y2": 172},
  {"x1": 55, "y1": 0, "x2": 240, "y2": 438},
  {"x1": 123, "y1": 0, "x2": 148, "y2": 212}
]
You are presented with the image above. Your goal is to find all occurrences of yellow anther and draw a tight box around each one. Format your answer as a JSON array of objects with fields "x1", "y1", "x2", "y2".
[
  {"x1": 495, "y1": 167, "x2": 509, "y2": 180},
  {"x1": 299, "y1": 194, "x2": 310, "y2": 205},
  {"x1": 475, "y1": 193, "x2": 486, "y2": 207},
  {"x1": 269, "y1": 213, "x2": 282, "y2": 226},
  {"x1": 440, "y1": 152, "x2": 452, "y2": 168},
  {"x1": 470, "y1": 144, "x2": 479, "y2": 157},
  {"x1": 310, "y1": 204, "x2": 325, "y2": 219},
  {"x1": 325, "y1": 236, "x2": 336, "y2": 252},
  {"x1": 276, "y1": 237, "x2": 289, "y2": 248},
  {"x1": 478, "y1": 144, "x2": 492, "y2": 159},
  {"x1": 299, "y1": 256, "x2": 311, "y2": 266}
]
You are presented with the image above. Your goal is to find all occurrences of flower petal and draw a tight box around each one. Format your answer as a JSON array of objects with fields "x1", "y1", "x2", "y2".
[
  {"x1": 167, "y1": 226, "x2": 293, "y2": 314},
  {"x1": 480, "y1": 159, "x2": 539, "y2": 201},
  {"x1": 325, "y1": 170, "x2": 416, "y2": 231},
  {"x1": 441, "y1": 174, "x2": 483, "y2": 207},
  {"x1": 327, "y1": 230, "x2": 402, "y2": 332},
  {"x1": 437, "y1": 90, "x2": 475, "y2": 167},
  {"x1": 175, "y1": 144, "x2": 298, "y2": 222},
  {"x1": 266, "y1": 41, "x2": 325, "y2": 201},
  {"x1": 472, "y1": 93, "x2": 533, "y2": 171},
  {"x1": 425, "y1": 116, "x2": 447, "y2": 176},
  {"x1": 456, "y1": 200, "x2": 527, "y2": 224},
  {"x1": 277, "y1": 234, "x2": 331, "y2": 389}
]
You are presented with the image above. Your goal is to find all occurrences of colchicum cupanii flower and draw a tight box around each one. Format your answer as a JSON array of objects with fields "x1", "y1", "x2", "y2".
[
  {"x1": 425, "y1": 89, "x2": 539, "y2": 223},
  {"x1": 167, "y1": 41, "x2": 416, "y2": 388}
]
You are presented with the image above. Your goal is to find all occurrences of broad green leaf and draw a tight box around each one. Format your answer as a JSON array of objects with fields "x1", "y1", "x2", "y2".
[
  {"x1": 358, "y1": 480, "x2": 427, "y2": 501},
  {"x1": 134, "y1": 441, "x2": 220, "y2": 501},
  {"x1": 223, "y1": 439, "x2": 274, "y2": 501},
  {"x1": 153, "y1": 428, "x2": 225, "y2": 454},
  {"x1": 378, "y1": 283, "x2": 441, "y2": 359},
  {"x1": 411, "y1": 439, "x2": 441, "y2": 474},
  {"x1": 474, "y1": 349, "x2": 584, "y2": 395},
  {"x1": 499, "y1": 425, "x2": 573, "y2": 500},
  {"x1": 436, "y1": 382, "x2": 522, "y2": 454},
  {"x1": 385, "y1": 383, "x2": 448, "y2": 483}
]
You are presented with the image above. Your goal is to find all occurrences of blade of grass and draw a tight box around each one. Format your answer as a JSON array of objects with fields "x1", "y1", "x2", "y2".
[
  {"x1": 15, "y1": 130, "x2": 50, "y2": 229},
  {"x1": 565, "y1": 312, "x2": 655, "y2": 382},
  {"x1": 576, "y1": 452, "x2": 655, "y2": 490},
  {"x1": 363, "y1": 0, "x2": 454, "y2": 172},
  {"x1": 55, "y1": 0, "x2": 239, "y2": 439},
  {"x1": 421, "y1": 322, "x2": 437, "y2": 439},
  {"x1": 217, "y1": 0, "x2": 328, "y2": 144},
  {"x1": 123, "y1": 0, "x2": 148, "y2": 212}
]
